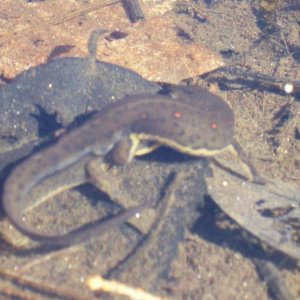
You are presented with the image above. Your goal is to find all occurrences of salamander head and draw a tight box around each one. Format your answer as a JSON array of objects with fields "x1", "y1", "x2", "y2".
[{"x1": 166, "y1": 85, "x2": 235, "y2": 155}]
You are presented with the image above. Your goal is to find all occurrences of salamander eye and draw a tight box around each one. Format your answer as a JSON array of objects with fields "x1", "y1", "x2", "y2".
[{"x1": 211, "y1": 122, "x2": 218, "y2": 129}]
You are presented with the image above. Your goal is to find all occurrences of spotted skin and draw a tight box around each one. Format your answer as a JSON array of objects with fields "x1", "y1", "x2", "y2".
[{"x1": 3, "y1": 85, "x2": 244, "y2": 246}]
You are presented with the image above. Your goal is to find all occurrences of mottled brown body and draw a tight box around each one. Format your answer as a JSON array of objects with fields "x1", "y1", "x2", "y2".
[{"x1": 3, "y1": 86, "x2": 235, "y2": 245}]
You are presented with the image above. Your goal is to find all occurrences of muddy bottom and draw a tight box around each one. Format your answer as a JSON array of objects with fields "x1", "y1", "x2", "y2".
[{"x1": 0, "y1": 1, "x2": 299, "y2": 300}]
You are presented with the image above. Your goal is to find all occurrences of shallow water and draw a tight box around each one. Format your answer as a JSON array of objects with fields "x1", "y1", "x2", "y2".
[{"x1": 0, "y1": 1, "x2": 299, "y2": 299}]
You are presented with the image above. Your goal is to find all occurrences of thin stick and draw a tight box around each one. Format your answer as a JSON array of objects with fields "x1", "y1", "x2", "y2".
[
  {"x1": 0, "y1": 269, "x2": 96, "y2": 300},
  {"x1": 87, "y1": 275, "x2": 169, "y2": 300},
  {"x1": 0, "y1": 0, "x2": 119, "y2": 45}
]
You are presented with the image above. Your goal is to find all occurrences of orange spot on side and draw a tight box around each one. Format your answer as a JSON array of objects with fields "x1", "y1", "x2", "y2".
[
  {"x1": 141, "y1": 113, "x2": 148, "y2": 119},
  {"x1": 174, "y1": 111, "x2": 182, "y2": 119},
  {"x1": 211, "y1": 122, "x2": 218, "y2": 129}
]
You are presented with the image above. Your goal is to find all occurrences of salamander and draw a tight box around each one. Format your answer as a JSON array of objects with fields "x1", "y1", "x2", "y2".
[{"x1": 2, "y1": 85, "x2": 258, "y2": 246}]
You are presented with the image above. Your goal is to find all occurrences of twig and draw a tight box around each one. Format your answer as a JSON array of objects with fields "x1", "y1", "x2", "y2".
[
  {"x1": 0, "y1": 0, "x2": 119, "y2": 45},
  {"x1": 0, "y1": 269, "x2": 96, "y2": 300},
  {"x1": 87, "y1": 275, "x2": 169, "y2": 300}
]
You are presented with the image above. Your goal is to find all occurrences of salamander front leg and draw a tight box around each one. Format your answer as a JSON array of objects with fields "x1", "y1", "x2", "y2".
[
  {"x1": 108, "y1": 134, "x2": 161, "y2": 165},
  {"x1": 229, "y1": 140, "x2": 266, "y2": 184}
]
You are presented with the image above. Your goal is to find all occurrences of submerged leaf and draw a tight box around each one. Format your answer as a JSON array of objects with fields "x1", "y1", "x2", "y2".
[{"x1": 206, "y1": 161, "x2": 300, "y2": 261}]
